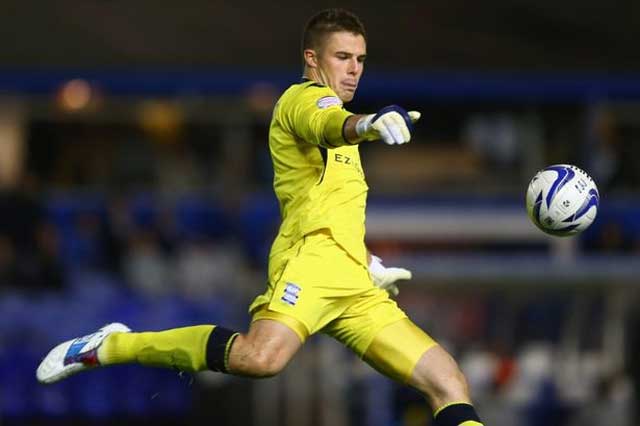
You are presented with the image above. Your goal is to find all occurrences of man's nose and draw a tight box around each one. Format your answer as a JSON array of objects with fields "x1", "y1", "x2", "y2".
[{"x1": 347, "y1": 58, "x2": 359, "y2": 75}]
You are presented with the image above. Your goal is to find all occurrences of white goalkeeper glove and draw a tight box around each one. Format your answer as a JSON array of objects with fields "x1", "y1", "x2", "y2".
[
  {"x1": 368, "y1": 255, "x2": 412, "y2": 297},
  {"x1": 355, "y1": 105, "x2": 421, "y2": 145}
]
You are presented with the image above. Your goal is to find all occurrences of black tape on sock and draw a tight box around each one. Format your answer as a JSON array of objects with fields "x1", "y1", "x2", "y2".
[
  {"x1": 434, "y1": 403, "x2": 482, "y2": 426},
  {"x1": 206, "y1": 327, "x2": 239, "y2": 373}
]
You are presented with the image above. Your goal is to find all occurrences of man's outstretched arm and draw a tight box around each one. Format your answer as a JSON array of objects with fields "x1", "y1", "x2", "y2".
[{"x1": 287, "y1": 85, "x2": 420, "y2": 148}]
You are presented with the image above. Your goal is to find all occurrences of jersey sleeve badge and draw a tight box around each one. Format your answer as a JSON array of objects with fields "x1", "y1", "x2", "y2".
[{"x1": 316, "y1": 96, "x2": 343, "y2": 109}]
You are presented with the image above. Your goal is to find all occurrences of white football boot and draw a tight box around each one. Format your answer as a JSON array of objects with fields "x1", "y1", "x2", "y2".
[{"x1": 36, "y1": 322, "x2": 131, "y2": 384}]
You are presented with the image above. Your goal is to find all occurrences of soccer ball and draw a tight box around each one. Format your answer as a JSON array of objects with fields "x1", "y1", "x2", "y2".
[{"x1": 526, "y1": 164, "x2": 600, "y2": 237}]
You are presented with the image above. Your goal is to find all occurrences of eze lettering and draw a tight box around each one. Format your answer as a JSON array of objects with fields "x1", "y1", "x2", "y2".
[{"x1": 334, "y1": 153, "x2": 352, "y2": 164}]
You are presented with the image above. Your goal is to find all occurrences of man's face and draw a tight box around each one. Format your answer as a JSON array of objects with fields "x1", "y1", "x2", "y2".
[{"x1": 311, "y1": 31, "x2": 366, "y2": 102}]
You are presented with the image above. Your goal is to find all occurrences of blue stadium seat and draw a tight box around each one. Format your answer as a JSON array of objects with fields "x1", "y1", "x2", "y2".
[{"x1": 174, "y1": 195, "x2": 231, "y2": 240}]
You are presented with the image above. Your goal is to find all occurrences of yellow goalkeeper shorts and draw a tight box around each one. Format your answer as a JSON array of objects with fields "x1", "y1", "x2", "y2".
[{"x1": 249, "y1": 230, "x2": 436, "y2": 376}]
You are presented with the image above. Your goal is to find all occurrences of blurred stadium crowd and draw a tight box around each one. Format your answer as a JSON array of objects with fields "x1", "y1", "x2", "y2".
[
  {"x1": 0, "y1": 74, "x2": 638, "y2": 426},
  {"x1": 2, "y1": 2, "x2": 640, "y2": 426}
]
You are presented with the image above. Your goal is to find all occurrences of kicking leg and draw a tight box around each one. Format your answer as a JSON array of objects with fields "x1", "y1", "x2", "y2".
[
  {"x1": 363, "y1": 318, "x2": 483, "y2": 426},
  {"x1": 37, "y1": 317, "x2": 302, "y2": 384},
  {"x1": 323, "y1": 287, "x2": 483, "y2": 426}
]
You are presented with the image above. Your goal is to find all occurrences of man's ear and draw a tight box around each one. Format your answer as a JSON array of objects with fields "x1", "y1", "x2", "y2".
[{"x1": 303, "y1": 49, "x2": 318, "y2": 68}]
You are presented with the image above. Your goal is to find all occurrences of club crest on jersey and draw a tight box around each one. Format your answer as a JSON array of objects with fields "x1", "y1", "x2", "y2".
[
  {"x1": 316, "y1": 96, "x2": 342, "y2": 109},
  {"x1": 281, "y1": 282, "x2": 301, "y2": 306}
]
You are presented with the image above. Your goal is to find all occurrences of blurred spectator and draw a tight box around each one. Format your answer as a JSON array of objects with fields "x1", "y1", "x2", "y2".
[
  {"x1": 589, "y1": 106, "x2": 620, "y2": 191},
  {"x1": 0, "y1": 235, "x2": 19, "y2": 287},
  {"x1": 626, "y1": 301, "x2": 640, "y2": 421},
  {"x1": 0, "y1": 175, "x2": 65, "y2": 291},
  {"x1": 175, "y1": 238, "x2": 244, "y2": 301},
  {"x1": 122, "y1": 228, "x2": 174, "y2": 298},
  {"x1": 23, "y1": 223, "x2": 65, "y2": 291},
  {"x1": 154, "y1": 141, "x2": 205, "y2": 192},
  {"x1": 596, "y1": 222, "x2": 633, "y2": 253},
  {"x1": 464, "y1": 113, "x2": 519, "y2": 170},
  {"x1": 0, "y1": 175, "x2": 44, "y2": 253},
  {"x1": 588, "y1": 104, "x2": 640, "y2": 193},
  {"x1": 61, "y1": 208, "x2": 122, "y2": 274},
  {"x1": 459, "y1": 348, "x2": 498, "y2": 397}
]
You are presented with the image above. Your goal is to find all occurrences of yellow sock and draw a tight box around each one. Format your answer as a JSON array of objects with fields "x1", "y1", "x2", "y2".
[{"x1": 98, "y1": 325, "x2": 214, "y2": 372}]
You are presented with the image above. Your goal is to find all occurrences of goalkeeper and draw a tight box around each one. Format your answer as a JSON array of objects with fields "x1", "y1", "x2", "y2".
[{"x1": 37, "y1": 9, "x2": 483, "y2": 426}]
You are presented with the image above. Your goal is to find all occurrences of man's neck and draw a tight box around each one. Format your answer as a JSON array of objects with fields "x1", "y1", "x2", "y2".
[{"x1": 302, "y1": 68, "x2": 324, "y2": 86}]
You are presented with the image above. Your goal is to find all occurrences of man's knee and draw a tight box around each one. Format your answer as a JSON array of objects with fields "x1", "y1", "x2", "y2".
[
  {"x1": 410, "y1": 345, "x2": 470, "y2": 406},
  {"x1": 249, "y1": 347, "x2": 290, "y2": 377},
  {"x1": 228, "y1": 319, "x2": 302, "y2": 377}
]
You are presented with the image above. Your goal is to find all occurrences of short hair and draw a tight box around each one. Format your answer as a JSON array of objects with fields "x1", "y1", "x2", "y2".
[{"x1": 302, "y1": 9, "x2": 366, "y2": 53}]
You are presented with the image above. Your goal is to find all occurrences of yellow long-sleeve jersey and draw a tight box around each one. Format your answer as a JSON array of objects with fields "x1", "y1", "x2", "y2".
[{"x1": 268, "y1": 80, "x2": 369, "y2": 268}]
